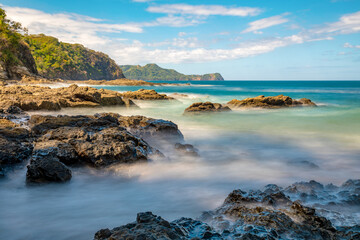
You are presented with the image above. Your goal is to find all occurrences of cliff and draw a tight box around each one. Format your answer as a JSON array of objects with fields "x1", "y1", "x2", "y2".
[
  {"x1": 25, "y1": 34, "x2": 125, "y2": 80},
  {"x1": 0, "y1": 8, "x2": 38, "y2": 81},
  {"x1": 120, "y1": 64, "x2": 224, "y2": 81}
]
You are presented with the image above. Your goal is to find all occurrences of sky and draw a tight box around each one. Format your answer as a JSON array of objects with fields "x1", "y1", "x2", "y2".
[{"x1": 1, "y1": 0, "x2": 360, "y2": 80}]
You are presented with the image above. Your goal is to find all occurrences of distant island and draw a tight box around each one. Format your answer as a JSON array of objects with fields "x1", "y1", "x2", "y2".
[{"x1": 120, "y1": 64, "x2": 224, "y2": 81}]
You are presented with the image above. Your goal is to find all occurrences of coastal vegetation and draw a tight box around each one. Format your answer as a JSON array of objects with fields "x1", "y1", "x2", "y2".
[
  {"x1": 120, "y1": 63, "x2": 224, "y2": 81},
  {"x1": 0, "y1": 7, "x2": 38, "y2": 80},
  {"x1": 25, "y1": 34, "x2": 125, "y2": 80}
]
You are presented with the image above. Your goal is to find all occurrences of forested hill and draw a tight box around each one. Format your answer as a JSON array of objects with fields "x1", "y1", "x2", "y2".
[
  {"x1": 25, "y1": 34, "x2": 125, "y2": 80},
  {"x1": 0, "y1": 8, "x2": 38, "y2": 80},
  {"x1": 120, "y1": 64, "x2": 224, "y2": 81}
]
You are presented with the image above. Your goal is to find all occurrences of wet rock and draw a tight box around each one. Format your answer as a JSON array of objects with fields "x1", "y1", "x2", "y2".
[
  {"x1": 95, "y1": 180, "x2": 360, "y2": 240},
  {"x1": 175, "y1": 143, "x2": 199, "y2": 157},
  {"x1": 26, "y1": 153, "x2": 72, "y2": 183},
  {"x1": 30, "y1": 115, "x2": 154, "y2": 168},
  {"x1": 0, "y1": 120, "x2": 33, "y2": 167},
  {"x1": 0, "y1": 167, "x2": 4, "y2": 178},
  {"x1": 184, "y1": 102, "x2": 231, "y2": 114},
  {"x1": 94, "y1": 212, "x2": 185, "y2": 240},
  {"x1": 0, "y1": 84, "x2": 136, "y2": 111},
  {"x1": 120, "y1": 89, "x2": 174, "y2": 100},
  {"x1": 227, "y1": 95, "x2": 316, "y2": 109},
  {"x1": 116, "y1": 114, "x2": 184, "y2": 144}
]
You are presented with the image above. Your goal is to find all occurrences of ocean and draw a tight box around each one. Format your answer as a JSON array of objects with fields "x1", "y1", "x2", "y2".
[{"x1": 0, "y1": 81, "x2": 359, "y2": 239}]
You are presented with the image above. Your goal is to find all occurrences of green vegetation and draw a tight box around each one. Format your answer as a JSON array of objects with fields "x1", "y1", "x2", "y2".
[
  {"x1": 120, "y1": 64, "x2": 224, "y2": 81},
  {"x1": 0, "y1": 7, "x2": 37, "y2": 79},
  {"x1": 25, "y1": 34, "x2": 125, "y2": 80}
]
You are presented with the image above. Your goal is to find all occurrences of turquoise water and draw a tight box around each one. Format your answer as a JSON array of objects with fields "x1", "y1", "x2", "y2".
[{"x1": 0, "y1": 81, "x2": 359, "y2": 239}]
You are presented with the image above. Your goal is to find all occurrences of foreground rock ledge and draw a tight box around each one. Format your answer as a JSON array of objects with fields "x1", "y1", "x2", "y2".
[
  {"x1": 227, "y1": 95, "x2": 316, "y2": 109},
  {"x1": 94, "y1": 179, "x2": 360, "y2": 240},
  {"x1": 184, "y1": 102, "x2": 231, "y2": 114},
  {"x1": 0, "y1": 84, "x2": 136, "y2": 111}
]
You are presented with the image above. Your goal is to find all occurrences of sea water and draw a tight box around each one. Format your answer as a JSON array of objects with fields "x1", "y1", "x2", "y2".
[{"x1": 0, "y1": 81, "x2": 359, "y2": 239}]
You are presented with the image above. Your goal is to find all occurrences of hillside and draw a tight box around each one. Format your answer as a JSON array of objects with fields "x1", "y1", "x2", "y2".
[
  {"x1": 120, "y1": 64, "x2": 224, "y2": 81},
  {"x1": 0, "y1": 8, "x2": 38, "y2": 80},
  {"x1": 25, "y1": 34, "x2": 125, "y2": 80}
]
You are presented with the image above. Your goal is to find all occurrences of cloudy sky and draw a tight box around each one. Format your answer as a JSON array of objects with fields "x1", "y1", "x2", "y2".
[{"x1": 1, "y1": 0, "x2": 360, "y2": 80}]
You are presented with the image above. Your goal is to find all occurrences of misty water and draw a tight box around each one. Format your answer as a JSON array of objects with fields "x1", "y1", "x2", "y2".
[{"x1": 1, "y1": 81, "x2": 360, "y2": 239}]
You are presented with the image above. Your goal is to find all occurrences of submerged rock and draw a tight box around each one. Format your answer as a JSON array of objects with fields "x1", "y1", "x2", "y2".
[
  {"x1": 0, "y1": 84, "x2": 136, "y2": 111},
  {"x1": 175, "y1": 143, "x2": 199, "y2": 157},
  {"x1": 120, "y1": 89, "x2": 174, "y2": 100},
  {"x1": 227, "y1": 95, "x2": 316, "y2": 109},
  {"x1": 184, "y1": 102, "x2": 231, "y2": 114}
]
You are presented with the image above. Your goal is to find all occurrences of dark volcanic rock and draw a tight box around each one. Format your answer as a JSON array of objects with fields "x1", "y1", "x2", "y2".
[
  {"x1": 30, "y1": 115, "x2": 153, "y2": 168},
  {"x1": 0, "y1": 119, "x2": 33, "y2": 167},
  {"x1": 227, "y1": 95, "x2": 316, "y2": 109},
  {"x1": 26, "y1": 153, "x2": 72, "y2": 183},
  {"x1": 95, "y1": 180, "x2": 360, "y2": 240},
  {"x1": 184, "y1": 102, "x2": 231, "y2": 114},
  {"x1": 94, "y1": 212, "x2": 185, "y2": 240}
]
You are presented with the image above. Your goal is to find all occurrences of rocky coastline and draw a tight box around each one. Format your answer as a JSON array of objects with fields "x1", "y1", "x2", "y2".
[{"x1": 95, "y1": 179, "x2": 360, "y2": 240}]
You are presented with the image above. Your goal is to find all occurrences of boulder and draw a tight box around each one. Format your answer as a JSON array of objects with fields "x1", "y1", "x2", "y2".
[
  {"x1": 26, "y1": 153, "x2": 72, "y2": 183},
  {"x1": 227, "y1": 95, "x2": 316, "y2": 109},
  {"x1": 120, "y1": 89, "x2": 174, "y2": 100},
  {"x1": 184, "y1": 102, "x2": 231, "y2": 114}
]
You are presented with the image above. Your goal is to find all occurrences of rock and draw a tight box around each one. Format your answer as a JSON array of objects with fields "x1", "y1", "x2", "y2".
[
  {"x1": 115, "y1": 114, "x2": 184, "y2": 144},
  {"x1": 30, "y1": 115, "x2": 154, "y2": 168},
  {"x1": 95, "y1": 180, "x2": 360, "y2": 240},
  {"x1": 0, "y1": 167, "x2": 4, "y2": 178},
  {"x1": 94, "y1": 212, "x2": 185, "y2": 240},
  {"x1": 184, "y1": 102, "x2": 231, "y2": 114},
  {"x1": 227, "y1": 95, "x2": 316, "y2": 109},
  {"x1": 175, "y1": 143, "x2": 199, "y2": 157},
  {"x1": 120, "y1": 89, "x2": 174, "y2": 100},
  {"x1": 0, "y1": 84, "x2": 136, "y2": 111},
  {"x1": 26, "y1": 153, "x2": 72, "y2": 183},
  {"x1": 0, "y1": 120, "x2": 33, "y2": 167}
]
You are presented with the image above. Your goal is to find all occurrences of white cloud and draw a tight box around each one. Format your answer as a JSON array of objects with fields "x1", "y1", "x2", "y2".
[
  {"x1": 310, "y1": 11, "x2": 360, "y2": 35},
  {"x1": 3, "y1": 5, "x2": 360, "y2": 65},
  {"x1": 147, "y1": 4, "x2": 262, "y2": 17},
  {"x1": 145, "y1": 15, "x2": 204, "y2": 27},
  {"x1": 344, "y1": 42, "x2": 360, "y2": 48},
  {"x1": 3, "y1": 6, "x2": 142, "y2": 46},
  {"x1": 242, "y1": 14, "x2": 289, "y2": 33}
]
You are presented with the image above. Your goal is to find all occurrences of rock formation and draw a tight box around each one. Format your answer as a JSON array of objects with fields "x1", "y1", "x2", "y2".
[
  {"x1": 0, "y1": 84, "x2": 136, "y2": 111},
  {"x1": 184, "y1": 102, "x2": 231, "y2": 114},
  {"x1": 120, "y1": 89, "x2": 174, "y2": 100},
  {"x1": 94, "y1": 179, "x2": 360, "y2": 240},
  {"x1": 227, "y1": 95, "x2": 316, "y2": 109}
]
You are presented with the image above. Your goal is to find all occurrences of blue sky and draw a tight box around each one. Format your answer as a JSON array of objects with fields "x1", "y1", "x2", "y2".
[{"x1": 1, "y1": 0, "x2": 360, "y2": 80}]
